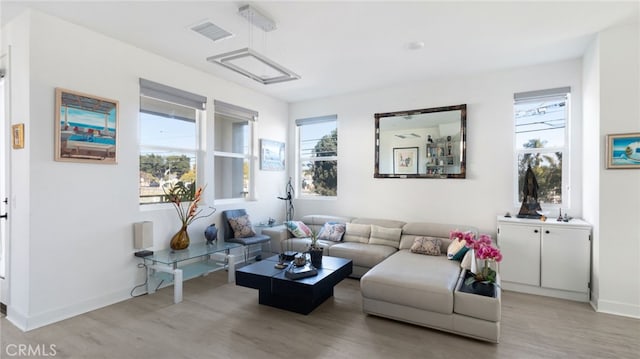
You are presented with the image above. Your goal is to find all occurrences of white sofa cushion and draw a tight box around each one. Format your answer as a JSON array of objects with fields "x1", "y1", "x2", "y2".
[
  {"x1": 343, "y1": 223, "x2": 371, "y2": 243},
  {"x1": 361, "y1": 250, "x2": 461, "y2": 314},
  {"x1": 369, "y1": 225, "x2": 402, "y2": 248},
  {"x1": 328, "y1": 242, "x2": 396, "y2": 268}
]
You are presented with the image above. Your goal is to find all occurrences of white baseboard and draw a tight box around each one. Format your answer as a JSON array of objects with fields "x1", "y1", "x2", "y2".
[
  {"x1": 6, "y1": 288, "x2": 131, "y2": 332},
  {"x1": 596, "y1": 299, "x2": 640, "y2": 319},
  {"x1": 501, "y1": 281, "x2": 589, "y2": 302},
  {"x1": 6, "y1": 306, "x2": 28, "y2": 331}
]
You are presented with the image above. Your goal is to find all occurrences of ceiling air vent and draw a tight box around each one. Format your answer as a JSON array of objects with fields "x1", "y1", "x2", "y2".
[{"x1": 191, "y1": 21, "x2": 233, "y2": 42}]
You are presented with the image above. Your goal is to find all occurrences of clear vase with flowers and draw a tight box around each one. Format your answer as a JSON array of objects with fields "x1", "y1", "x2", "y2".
[{"x1": 163, "y1": 181, "x2": 215, "y2": 250}]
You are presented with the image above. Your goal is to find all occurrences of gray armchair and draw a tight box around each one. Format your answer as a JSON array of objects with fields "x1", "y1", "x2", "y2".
[{"x1": 221, "y1": 209, "x2": 271, "y2": 263}]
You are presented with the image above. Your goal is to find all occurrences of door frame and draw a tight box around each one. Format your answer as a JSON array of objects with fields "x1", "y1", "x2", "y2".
[{"x1": 1, "y1": 50, "x2": 11, "y2": 308}]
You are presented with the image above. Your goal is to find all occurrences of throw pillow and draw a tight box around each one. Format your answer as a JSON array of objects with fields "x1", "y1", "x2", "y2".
[
  {"x1": 317, "y1": 222, "x2": 346, "y2": 242},
  {"x1": 410, "y1": 236, "x2": 442, "y2": 256},
  {"x1": 285, "y1": 221, "x2": 313, "y2": 238},
  {"x1": 460, "y1": 249, "x2": 474, "y2": 270},
  {"x1": 227, "y1": 214, "x2": 256, "y2": 238},
  {"x1": 369, "y1": 225, "x2": 402, "y2": 248},
  {"x1": 447, "y1": 239, "x2": 469, "y2": 261},
  {"x1": 343, "y1": 223, "x2": 371, "y2": 243}
]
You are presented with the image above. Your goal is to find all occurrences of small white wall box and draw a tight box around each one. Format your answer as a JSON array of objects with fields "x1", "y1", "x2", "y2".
[{"x1": 134, "y1": 221, "x2": 153, "y2": 249}]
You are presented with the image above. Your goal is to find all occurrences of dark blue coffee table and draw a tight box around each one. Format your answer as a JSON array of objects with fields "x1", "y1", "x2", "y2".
[{"x1": 235, "y1": 255, "x2": 352, "y2": 314}]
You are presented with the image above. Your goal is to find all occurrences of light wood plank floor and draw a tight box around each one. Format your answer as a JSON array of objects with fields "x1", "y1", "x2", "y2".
[{"x1": 2, "y1": 271, "x2": 639, "y2": 358}]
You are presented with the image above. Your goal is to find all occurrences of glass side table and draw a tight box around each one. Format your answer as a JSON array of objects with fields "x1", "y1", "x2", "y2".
[{"x1": 142, "y1": 241, "x2": 241, "y2": 303}]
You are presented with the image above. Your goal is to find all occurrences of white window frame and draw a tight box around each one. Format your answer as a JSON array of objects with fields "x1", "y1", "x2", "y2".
[
  {"x1": 296, "y1": 115, "x2": 338, "y2": 199},
  {"x1": 513, "y1": 87, "x2": 570, "y2": 211},
  {"x1": 138, "y1": 79, "x2": 206, "y2": 206},
  {"x1": 213, "y1": 100, "x2": 257, "y2": 203}
]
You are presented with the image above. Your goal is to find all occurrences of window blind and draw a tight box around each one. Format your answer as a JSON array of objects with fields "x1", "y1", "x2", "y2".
[
  {"x1": 139, "y1": 78, "x2": 206, "y2": 110},
  {"x1": 514, "y1": 87, "x2": 571, "y2": 103},
  {"x1": 214, "y1": 100, "x2": 258, "y2": 121},
  {"x1": 295, "y1": 114, "x2": 337, "y2": 126}
]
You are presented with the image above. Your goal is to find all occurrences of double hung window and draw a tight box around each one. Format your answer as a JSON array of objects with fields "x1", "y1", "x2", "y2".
[
  {"x1": 213, "y1": 100, "x2": 256, "y2": 200},
  {"x1": 514, "y1": 87, "x2": 570, "y2": 207},
  {"x1": 296, "y1": 115, "x2": 338, "y2": 197},
  {"x1": 138, "y1": 79, "x2": 206, "y2": 204}
]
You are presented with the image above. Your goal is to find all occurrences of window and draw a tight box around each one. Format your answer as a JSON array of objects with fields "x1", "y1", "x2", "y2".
[
  {"x1": 514, "y1": 87, "x2": 570, "y2": 207},
  {"x1": 214, "y1": 100, "x2": 256, "y2": 200},
  {"x1": 139, "y1": 79, "x2": 206, "y2": 204},
  {"x1": 296, "y1": 115, "x2": 338, "y2": 197}
]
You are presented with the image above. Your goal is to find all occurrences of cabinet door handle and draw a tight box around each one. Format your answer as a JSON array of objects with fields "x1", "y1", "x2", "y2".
[
  {"x1": 534, "y1": 229, "x2": 539, "y2": 233},
  {"x1": 545, "y1": 230, "x2": 550, "y2": 234}
]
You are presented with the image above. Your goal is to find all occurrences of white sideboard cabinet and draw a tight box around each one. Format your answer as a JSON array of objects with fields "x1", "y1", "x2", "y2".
[{"x1": 497, "y1": 216, "x2": 591, "y2": 302}]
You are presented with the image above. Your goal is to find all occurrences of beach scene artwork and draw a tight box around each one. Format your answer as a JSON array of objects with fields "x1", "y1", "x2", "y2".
[
  {"x1": 607, "y1": 133, "x2": 640, "y2": 169},
  {"x1": 260, "y1": 139, "x2": 285, "y2": 171},
  {"x1": 55, "y1": 88, "x2": 118, "y2": 164}
]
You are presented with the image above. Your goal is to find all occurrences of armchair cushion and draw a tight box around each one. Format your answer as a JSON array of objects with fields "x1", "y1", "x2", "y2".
[{"x1": 228, "y1": 214, "x2": 257, "y2": 238}]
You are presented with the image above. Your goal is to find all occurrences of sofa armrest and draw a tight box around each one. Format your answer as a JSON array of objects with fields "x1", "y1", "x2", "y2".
[{"x1": 262, "y1": 225, "x2": 290, "y2": 252}]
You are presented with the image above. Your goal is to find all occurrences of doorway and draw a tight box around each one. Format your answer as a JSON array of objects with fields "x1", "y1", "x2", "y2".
[{"x1": 0, "y1": 55, "x2": 9, "y2": 311}]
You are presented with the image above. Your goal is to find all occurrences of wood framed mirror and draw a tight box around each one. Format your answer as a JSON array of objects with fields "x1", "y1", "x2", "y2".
[{"x1": 374, "y1": 104, "x2": 466, "y2": 178}]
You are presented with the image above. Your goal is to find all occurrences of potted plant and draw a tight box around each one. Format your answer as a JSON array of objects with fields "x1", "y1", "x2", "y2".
[
  {"x1": 451, "y1": 231, "x2": 503, "y2": 297},
  {"x1": 308, "y1": 231, "x2": 323, "y2": 268}
]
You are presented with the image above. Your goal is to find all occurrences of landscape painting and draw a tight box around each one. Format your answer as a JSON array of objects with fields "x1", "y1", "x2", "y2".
[
  {"x1": 55, "y1": 88, "x2": 119, "y2": 164},
  {"x1": 606, "y1": 132, "x2": 640, "y2": 169}
]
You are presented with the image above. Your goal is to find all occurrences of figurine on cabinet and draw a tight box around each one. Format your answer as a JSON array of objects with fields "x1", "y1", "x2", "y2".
[{"x1": 517, "y1": 165, "x2": 542, "y2": 218}]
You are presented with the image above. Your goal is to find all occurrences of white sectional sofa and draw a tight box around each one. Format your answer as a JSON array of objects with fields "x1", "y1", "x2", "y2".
[{"x1": 262, "y1": 215, "x2": 502, "y2": 343}]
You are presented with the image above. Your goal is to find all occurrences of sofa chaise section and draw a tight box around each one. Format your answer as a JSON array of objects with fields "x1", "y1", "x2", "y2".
[{"x1": 361, "y1": 222, "x2": 501, "y2": 343}]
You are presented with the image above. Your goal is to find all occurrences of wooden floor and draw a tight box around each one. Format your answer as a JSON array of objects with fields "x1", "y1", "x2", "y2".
[{"x1": 2, "y1": 271, "x2": 639, "y2": 358}]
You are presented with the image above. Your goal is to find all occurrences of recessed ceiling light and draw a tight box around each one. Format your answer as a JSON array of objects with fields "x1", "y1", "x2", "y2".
[{"x1": 407, "y1": 41, "x2": 425, "y2": 50}]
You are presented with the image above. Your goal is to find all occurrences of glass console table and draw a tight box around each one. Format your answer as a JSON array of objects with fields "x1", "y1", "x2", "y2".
[{"x1": 142, "y1": 241, "x2": 241, "y2": 303}]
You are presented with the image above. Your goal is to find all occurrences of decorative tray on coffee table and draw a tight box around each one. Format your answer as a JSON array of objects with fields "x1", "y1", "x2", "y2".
[{"x1": 284, "y1": 263, "x2": 318, "y2": 280}]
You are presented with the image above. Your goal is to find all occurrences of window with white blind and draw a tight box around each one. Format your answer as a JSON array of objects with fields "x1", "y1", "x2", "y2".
[
  {"x1": 296, "y1": 115, "x2": 338, "y2": 197},
  {"x1": 514, "y1": 87, "x2": 570, "y2": 207},
  {"x1": 138, "y1": 79, "x2": 206, "y2": 204}
]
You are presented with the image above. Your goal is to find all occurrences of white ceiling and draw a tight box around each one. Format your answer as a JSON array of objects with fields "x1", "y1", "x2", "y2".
[{"x1": 1, "y1": 1, "x2": 638, "y2": 103}]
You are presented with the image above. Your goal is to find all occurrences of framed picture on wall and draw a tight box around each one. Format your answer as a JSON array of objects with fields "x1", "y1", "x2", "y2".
[
  {"x1": 55, "y1": 88, "x2": 119, "y2": 164},
  {"x1": 606, "y1": 132, "x2": 640, "y2": 169},
  {"x1": 260, "y1": 139, "x2": 285, "y2": 171},
  {"x1": 393, "y1": 147, "x2": 419, "y2": 175},
  {"x1": 11, "y1": 123, "x2": 24, "y2": 149}
]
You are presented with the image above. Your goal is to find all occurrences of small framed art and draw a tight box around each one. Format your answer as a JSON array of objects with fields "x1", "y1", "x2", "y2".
[
  {"x1": 12, "y1": 123, "x2": 24, "y2": 149},
  {"x1": 606, "y1": 132, "x2": 640, "y2": 169},
  {"x1": 260, "y1": 139, "x2": 285, "y2": 171},
  {"x1": 393, "y1": 147, "x2": 419, "y2": 175}
]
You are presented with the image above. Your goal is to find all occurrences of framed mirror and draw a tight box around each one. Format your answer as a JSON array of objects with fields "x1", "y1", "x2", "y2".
[{"x1": 375, "y1": 104, "x2": 466, "y2": 178}]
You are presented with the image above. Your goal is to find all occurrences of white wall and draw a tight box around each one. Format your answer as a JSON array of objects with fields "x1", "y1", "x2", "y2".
[
  {"x1": 582, "y1": 32, "x2": 601, "y2": 306},
  {"x1": 5, "y1": 10, "x2": 289, "y2": 330},
  {"x1": 289, "y1": 59, "x2": 584, "y2": 236},
  {"x1": 594, "y1": 20, "x2": 640, "y2": 318}
]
